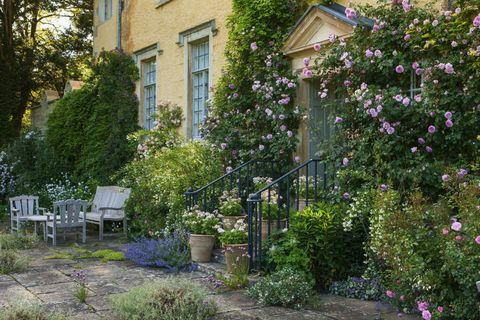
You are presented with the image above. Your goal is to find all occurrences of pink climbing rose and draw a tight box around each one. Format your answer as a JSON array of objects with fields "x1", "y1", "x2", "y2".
[{"x1": 451, "y1": 221, "x2": 462, "y2": 231}]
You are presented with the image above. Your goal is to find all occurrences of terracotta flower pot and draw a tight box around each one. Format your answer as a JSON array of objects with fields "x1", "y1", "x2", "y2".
[
  {"x1": 224, "y1": 244, "x2": 249, "y2": 273},
  {"x1": 261, "y1": 219, "x2": 287, "y2": 241},
  {"x1": 221, "y1": 216, "x2": 246, "y2": 231},
  {"x1": 189, "y1": 234, "x2": 215, "y2": 262}
]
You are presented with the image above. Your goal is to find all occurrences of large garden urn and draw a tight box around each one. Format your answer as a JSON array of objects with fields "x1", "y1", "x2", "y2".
[{"x1": 189, "y1": 234, "x2": 215, "y2": 262}]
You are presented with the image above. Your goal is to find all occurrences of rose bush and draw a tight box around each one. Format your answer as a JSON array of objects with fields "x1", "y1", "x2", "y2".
[
  {"x1": 203, "y1": 0, "x2": 306, "y2": 169},
  {"x1": 370, "y1": 173, "x2": 480, "y2": 319},
  {"x1": 313, "y1": 1, "x2": 480, "y2": 197}
]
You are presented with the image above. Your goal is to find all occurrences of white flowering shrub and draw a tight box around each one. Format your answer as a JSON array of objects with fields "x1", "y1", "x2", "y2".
[{"x1": 0, "y1": 151, "x2": 15, "y2": 198}]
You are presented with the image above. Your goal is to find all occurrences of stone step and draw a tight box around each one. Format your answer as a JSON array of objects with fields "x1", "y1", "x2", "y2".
[{"x1": 212, "y1": 248, "x2": 226, "y2": 265}]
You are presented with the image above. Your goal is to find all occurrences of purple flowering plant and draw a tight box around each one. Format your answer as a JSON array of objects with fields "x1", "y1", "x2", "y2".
[
  {"x1": 123, "y1": 230, "x2": 194, "y2": 272},
  {"x1": 312, "y1": 1, "x2": 480, "y2": 197},
  {"x1": 202, "y1": 0, "x2": 304, "y2": 169}
]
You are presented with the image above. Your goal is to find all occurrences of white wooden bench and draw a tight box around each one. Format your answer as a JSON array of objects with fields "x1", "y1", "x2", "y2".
[{"x1": 85, "y1": 186, "x2": 131, "y2": 240}]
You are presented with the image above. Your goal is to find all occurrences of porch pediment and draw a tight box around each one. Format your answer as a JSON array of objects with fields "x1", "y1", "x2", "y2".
[{"x1": 283, "y1": 3, "x2": 371, "y2": 58}]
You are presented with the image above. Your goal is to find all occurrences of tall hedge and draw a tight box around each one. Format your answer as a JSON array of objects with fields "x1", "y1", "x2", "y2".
[{"x1": 47, "y1": 50, "x2": 139, "y2": 184}]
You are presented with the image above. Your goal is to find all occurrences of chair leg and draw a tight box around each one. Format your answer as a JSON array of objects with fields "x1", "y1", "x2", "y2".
[
  {"x1": 34, "y1": 221, "x2": 38, "y2": 235},
  {"x1": 52, "y1": 226, "x2": 57, "y2": 246},
  {"x1": 82, "y1": 224, "x2": 86, "y2": 243},
  {"x1": 123, "y1": 218, "x2": 127, "y2": 236},
  {"x1": 99, "y1": 219, "x2": 104, "y2": 241},
  {"x1": 11, "y1": 218, "x2": 14, "y2": 233},
  {"x1": 43, "y1": 223, "x2": 47, "y2": 242}
]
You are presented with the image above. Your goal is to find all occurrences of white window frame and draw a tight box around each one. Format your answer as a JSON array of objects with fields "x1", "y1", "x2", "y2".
[
  {"x1": 98, "y1": 0, "x2": 113, "y2": 23},
  {"x1": 133, "y1": 44, "x2": 159, "y2": 130},
  {"x1": 179, "y1": 21, "x2": 216, "y2": 139},
  {"x1": 190, "y1": 40, "x2": 210, "y2": 139},
  {"x1": 409, "y1": 69, "x2": 423, "y2": 99},
  {"x1": 142, "y1": 59, "x2": 157, "y2": 130}
]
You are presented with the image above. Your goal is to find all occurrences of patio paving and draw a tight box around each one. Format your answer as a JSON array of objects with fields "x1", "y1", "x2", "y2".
[{"x1": 0, "y1": 235, "x2": 418, "y2": 319}]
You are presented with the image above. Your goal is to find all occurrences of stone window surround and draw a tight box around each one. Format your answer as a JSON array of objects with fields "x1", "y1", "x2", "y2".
[
  {"x1": 133, "y1": 44, "x2": 160, "y2": 129},
  {"x1": 179, "y1": 20, "x2": 217, "y2": 138}
]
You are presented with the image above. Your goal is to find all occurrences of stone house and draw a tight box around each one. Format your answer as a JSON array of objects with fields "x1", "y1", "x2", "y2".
[
  {"x1": 30, "y1": 80, "x2": 84, "y2": 133},
  {"x1": 93, "y1": 0, "x2": 451, "y2": 159}
]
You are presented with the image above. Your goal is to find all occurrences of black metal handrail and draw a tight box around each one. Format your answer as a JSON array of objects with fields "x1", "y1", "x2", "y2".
[
  {"x1": 246, "y1": 158, "x2": 332, "y2": 269},
  {"x1": 185, "y1": 159, "x2": 279, "y2": 213}
]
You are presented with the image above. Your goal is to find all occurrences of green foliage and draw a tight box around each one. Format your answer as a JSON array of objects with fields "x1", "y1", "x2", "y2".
[
  {"x1": 91, "y1": 249, "x2": 125, "y2": 262},
  {"x1": 73, "y1": 286, "x2": 88, "y2": 304},
  {"x1": 264, "y1": 231, "x2": 311, "y2": 276},
  {"x1": 217, "y1": 260, "x2": 249, "y2": 289},
  {"x1": 313, "y1": 1, "x2": 480, "y2": 197},
  {"x1": 219, "y1": 193, "x2": 244, "y2": 217},
  {"x1": 0, "y1": 249, "x2": 29, "y2": 274},
  {"x1": 111, "y1": 278, "x2": 217, "y2": 320},
  {"x1": 0, "y1": 303, "x2": 67, "y2": 320},
  {"x1": 219, "y1": 220, "x2": 248, "y2": 245},
  {"x1": 117, "y1": 140, "x2": 221, "y2": 236},
  {"x1": 290, "y1": 203, "x2": 365, "y2": 287},
  {"x1": 246, "y1": 267, "x2": 313, "y2": 309},
  {"x1": 204, "y1": 0, "x2": 306, "y2": 167},
  {"x1": 0, "y1": 234, "x2": 39, "y2": 250},
  {"x1": 370, "y1": 175, "x2": 480, "y2": 319},
  {"x1": 47, "y1": 50, "x2": 139, "y2": 184}
]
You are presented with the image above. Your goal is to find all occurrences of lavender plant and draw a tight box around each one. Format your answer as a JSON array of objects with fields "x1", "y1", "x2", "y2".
[{"x1": 123, "y1": 231, "x2": 193, "y2": 272}]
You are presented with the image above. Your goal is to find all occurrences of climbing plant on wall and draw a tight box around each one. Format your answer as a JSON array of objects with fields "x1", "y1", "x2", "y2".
[
  {"x1": 203, "y1": 0, "x2": 308, "y2": 170},
  {"x1": 313, "y1": 0, "x2": 480, "y2": 197}
]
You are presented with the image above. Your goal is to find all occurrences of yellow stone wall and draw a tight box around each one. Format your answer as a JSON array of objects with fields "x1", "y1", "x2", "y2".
[
  {"x1": 93, "y1": 0, "x2": 232, "y2": 135},
  {"x1": 93, "y1": 0, "x2": 119, "y2": 54}
]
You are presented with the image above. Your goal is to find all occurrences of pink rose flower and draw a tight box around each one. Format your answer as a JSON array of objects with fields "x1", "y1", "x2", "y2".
[
  {"x1": 395, "y1": 65, "x2": 405, "y2": 73},
  {"x1": 475, "y1": 235, "x2": 480, "y2": 245},
  {"x1": 451, "y1": 221, "x2": 462, "y2": 231},
  {"x1": 313, "y1": 43, "x2": 321, "y2": 51},
  {"x1": 455, "y1": 235, "x2": 462, "y2": 241},
  {"x1": 442, "y1": 228, "x2": 449, "y2": 235},
  {"x1": 386, "y1": 290, "x2": 395, "y2": 298}
]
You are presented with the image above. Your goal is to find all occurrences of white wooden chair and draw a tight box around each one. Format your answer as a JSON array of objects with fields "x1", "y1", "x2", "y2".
[
  {"x1": 85, "y1": 186, "x2": 131, "y2": 240},
  {"x1": 9, "y1": 195, "x2": 47, "y2": 239},
  {"x1": 46, "y1": 200, "x2": 88, "y2": 246}
]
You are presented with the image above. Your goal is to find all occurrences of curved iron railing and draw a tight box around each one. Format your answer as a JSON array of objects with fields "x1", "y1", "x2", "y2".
[
  {"x1": 246, "y1": 159, "x2": 333, "y2": 268},
  {"x1": 185, "y1": 159, "x2": 280, "y2": 213}
]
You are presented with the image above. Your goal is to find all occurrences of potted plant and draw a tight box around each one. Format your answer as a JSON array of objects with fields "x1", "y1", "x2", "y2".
[
  {"x1": 219, "y1": 190, "x2": 245, "y2": 230},
  {"x1": 183, "y1": 207, "x2": 222, "y2": 262},
  {"x1": 218, "y1": 220, "x2": 249, "y2": 273}
]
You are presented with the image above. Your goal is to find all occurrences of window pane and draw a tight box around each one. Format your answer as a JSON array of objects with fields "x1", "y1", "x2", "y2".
[{"x1": 143, "y1": 60, "x2": 156, "y2": 130}]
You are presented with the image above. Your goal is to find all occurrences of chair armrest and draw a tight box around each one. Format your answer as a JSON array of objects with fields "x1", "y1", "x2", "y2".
[
  {"x1": 38, "y1": 207, "x2": 47, "y2": 215},
  {"x1": 11, "y1": 208, "x2": 19, "y2": 217},
  {"x1": 98, "y1": 207, "x2": 125, "y2": 218}
]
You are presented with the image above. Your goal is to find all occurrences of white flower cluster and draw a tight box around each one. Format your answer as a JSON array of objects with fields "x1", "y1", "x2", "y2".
[
  {"x1": 0, "y1": 151, "x2": 15, "y2": 196},
  {"x1": 44, "y1": 173, "x2": 90, "y2": 203},
  {"x1": 343, "y1": 191, "x2": 372, "y2": 231},
  {"x1": 233, "y1": 219, "x2": 247, "y2": 232}
]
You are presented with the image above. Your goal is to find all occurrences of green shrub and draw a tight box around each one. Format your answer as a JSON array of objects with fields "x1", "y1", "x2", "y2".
[
  {"x1": 0, "y1": 249, "x2": 29, "y2": 274},
  {"x1": 47, "y1": 50, "x2": 139, "y2": 184},
  {"x1": 290, "y1": 202, "x2": 365, "y2": 287},
  {"x1": 111, "y1": 278, "x2": 217, "y2": 320},
  {"x1": 263, "y1": 230, "x2": 311, "y2": 276},
  {"x1": 0, "y1": 303, "x2": 66, "y2": 320},
  {"x1": 370, "y1": 175, "x2": 480, "y2": 320},
  {"x1": 246, "y1": 267, "x2": 313, "y2": 309},
  {"x1": 3, "y1": 131, "x2": 70, "y2": 201},
  {"x1": 117, "y1": 140, "x2": 221, "y2": 236},
  {"x1": 0, "y1": 234, "x2": 39, "y2": 250}
]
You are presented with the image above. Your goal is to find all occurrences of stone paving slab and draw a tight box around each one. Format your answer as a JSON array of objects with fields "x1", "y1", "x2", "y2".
[
  {"x1": 12, "y1": 269, "x2": 71, "y2": 287},
  {"x1": 0, "y1": 238, "x2": 420, "y2": 320}
]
